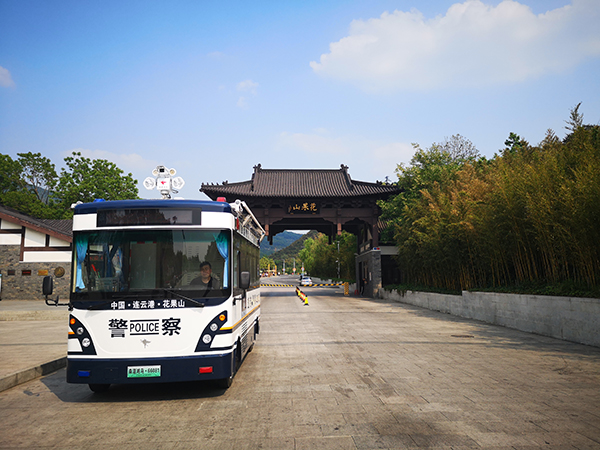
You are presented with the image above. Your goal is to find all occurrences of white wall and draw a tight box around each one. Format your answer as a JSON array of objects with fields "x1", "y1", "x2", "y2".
[
  {"x1": 24, "y1": 228, "x2": 45, "y2": 247},
  {"x1": 381, "y1": 289, "x2": 600, "y2": 348},
  {"x1": 22, "y1": 252, "x2": 71, "y2": 263},
  {"x1": 1, "y1": 221, "x2": 20, "y2": 230},
  {"x1": 0, "y1": 219, "x2": 21, "y2": 245},
  {"x1": 0, "y1": 234, "x2": 20, "y2": 245},
  {"x1": 1, "y1": 217, "x2": 71, "y2": 262}
]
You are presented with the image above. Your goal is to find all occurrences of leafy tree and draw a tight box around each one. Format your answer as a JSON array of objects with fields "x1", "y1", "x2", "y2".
[
  {"x1": 0, "y1": 152, "x2": 59, "y2": 218},
  {"x1": 298, "y1": 231, "x2": 356, "y2": 280},
  {"x1": 259, "y1": 256, "x2": 275, "y2": 272},
  {"x1": 56, "y1": 152, "x2": 139, "y2": 213},
  {"x1": 269, "y1": 230, "x2": 319, "y2": 272},
  {"x1": 503, "y1": 132, "x2": 529, "y2": 155},
  {"x1": 378, "y1": 140, "x2": 470, "y2": 242},
  {"x1": 0, "y1": 151, "x2": 139, "y2": 219},
  {"x1": 378, "y1": 105, "x2": 600, "y2": 296},
  {"x1": 0, "y1": 154, "x2": 22, "y2": 195},
  {"x1": 17, "y1": 152, "x2": 58, "y2": 204},
  {"x1": 540, "y1": 129, "x2": 560, "y2": 147},
  {"x1": 565, "y1": 102, "x2": 583, "y2": 133},
  {"x1": 439, "y1": 134, "x2": 480, "y2": 162}
]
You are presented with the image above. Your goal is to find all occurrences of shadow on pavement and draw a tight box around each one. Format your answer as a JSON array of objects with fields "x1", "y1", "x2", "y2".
[{"x1": 40, "y1": 368, "x2": 230, "y2": 403}]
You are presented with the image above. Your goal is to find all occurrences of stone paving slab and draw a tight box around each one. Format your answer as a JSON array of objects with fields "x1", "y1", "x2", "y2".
[
  {"x1": 1, "y1": 285, "x2": 600, "y2": 449},
  {"x1": 0, "y1": 300, "x2": 67, "y2": 392}
]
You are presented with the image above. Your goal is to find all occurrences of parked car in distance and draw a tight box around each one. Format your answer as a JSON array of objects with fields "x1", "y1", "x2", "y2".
[{"x1": 300, "y1": 276, "x2": 312, "y2": 286}]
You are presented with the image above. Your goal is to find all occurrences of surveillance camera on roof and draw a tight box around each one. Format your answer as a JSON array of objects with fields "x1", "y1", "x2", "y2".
[{"x1": 144, "y1": 165, "x2": 184, "y2": 199}]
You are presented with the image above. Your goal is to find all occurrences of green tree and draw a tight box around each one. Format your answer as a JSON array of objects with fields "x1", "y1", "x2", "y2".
[
  {"x1": 259, "y1": 257, "x2": 275, "y2": 272},
  {"x1": 0, "y1": 152, "x2": 59, "y2": 218},
  {"x1": 56, "y1": 152, "x2": 139, "y2": 213},
  {"x1": 378, "y1": 140, "x2": 470, "y2": 242},
  {"x1": 439, "y1": 134, "x2": 480, "y2": 162},
  {"x1": 378, "y1": 106, "x2": 600, "y2": 295},
  {"x1": 1, "y1": 151, "x2": 139, "y2": 219},
  {"x1": 0, "y1": 154, "x2": 23, "y2": 195},
  {"x1": 298, "y1": 232, "x2": 356, "y2": 280},
  {"x1": 17, "y1": 152, "x2": 58, "y2": 204},
  {"x1": 503, "y1": 132, "x2": 530, "y2": 155},
  {"x1": 565, "y1": 102, "x2": 583, "y2": 133}
]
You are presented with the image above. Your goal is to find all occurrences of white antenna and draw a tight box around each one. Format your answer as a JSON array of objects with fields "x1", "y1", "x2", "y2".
[{"x1": 143, "y1": 165, "x2": 185, "y2": 199}]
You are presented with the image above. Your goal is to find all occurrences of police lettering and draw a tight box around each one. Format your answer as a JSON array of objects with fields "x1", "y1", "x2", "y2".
[{"x1": 129, "y1": 321, "x2": 159, "y2": 334}]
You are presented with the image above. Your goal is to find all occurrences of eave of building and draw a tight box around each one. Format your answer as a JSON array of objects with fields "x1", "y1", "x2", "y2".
[
  {"x1": 0, "y1": 208, "x2": 72, "y2": 243},
  {"x1": 200, "y1": 165, "x2": 400, "y2": 200}
]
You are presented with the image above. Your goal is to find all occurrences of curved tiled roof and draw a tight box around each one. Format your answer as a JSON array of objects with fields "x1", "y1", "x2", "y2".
[
  {"x1": 201, "y1": 164, "x2": 399, "y2": 199},
  {"x1": 0, "y1": 204, "x2": 72, "y2": 241}
]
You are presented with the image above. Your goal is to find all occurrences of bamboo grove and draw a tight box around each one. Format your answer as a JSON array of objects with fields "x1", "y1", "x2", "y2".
[{"x1": 379, "y1": 109, "x2": 600, "y2": 296}]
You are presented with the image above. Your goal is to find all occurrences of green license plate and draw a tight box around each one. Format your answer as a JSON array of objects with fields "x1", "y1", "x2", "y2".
[{"x1": 127, "y1": 365, "x2": 161, "y2": 378}]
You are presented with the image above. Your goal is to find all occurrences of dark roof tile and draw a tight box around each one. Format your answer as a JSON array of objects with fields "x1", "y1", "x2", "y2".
[
  {"x1": 201, "y1": 165, "x2": 399, "y2": 199},
  {"x1": 0, "y1": 204, "x2": 72, "y2": 241}
]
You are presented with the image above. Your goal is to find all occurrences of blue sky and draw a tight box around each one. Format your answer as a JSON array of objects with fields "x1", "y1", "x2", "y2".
[{"x1": 1, "y1": 0, "x2": 599, "y2": 200}]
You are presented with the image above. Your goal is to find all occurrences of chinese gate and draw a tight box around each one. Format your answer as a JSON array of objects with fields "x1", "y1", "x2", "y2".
[{"x1": 201, "y1": 164, "x2": 400, "y2": 298}]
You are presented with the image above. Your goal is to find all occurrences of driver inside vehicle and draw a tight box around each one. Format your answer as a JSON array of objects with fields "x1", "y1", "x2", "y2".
[{"x1": 190, "y1": 261, "x2": 221, "y2": 289}]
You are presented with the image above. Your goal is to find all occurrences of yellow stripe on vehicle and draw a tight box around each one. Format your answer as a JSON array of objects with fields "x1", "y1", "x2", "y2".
[{"x1": 220, "y1": 304, "x2": 260, "y2": 331}]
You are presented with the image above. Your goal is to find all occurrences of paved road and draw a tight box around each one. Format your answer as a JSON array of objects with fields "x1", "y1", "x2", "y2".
[{"x1": 1, "y1": 283, "x2": 599, "y2": 449}]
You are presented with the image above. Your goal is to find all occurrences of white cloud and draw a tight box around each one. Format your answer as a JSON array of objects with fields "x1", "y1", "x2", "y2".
[
  {"x1": 371, "y1": 141, "x2": 415, "y2": 171},
  {"x1": 237, "y1": 79, "x2": 259, "y2": 95},
  {"x1": 236, "y1": 79, "x2": 259, "y2": 108},
  {"x1": 0, "y1": 66, "x2": 15, "y2": 88},
  {"x1": 310, "y1": 0, "x2": 600, "y2": 91},
  {"x1": 276, "y1": 130, "x2": 414, "y2": 180},
  {"x1": 237, "y1": 96, "x2": 249, "y2": 109}
]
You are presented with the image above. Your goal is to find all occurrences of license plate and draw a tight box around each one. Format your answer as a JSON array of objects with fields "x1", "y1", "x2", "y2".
[{"x1": 127, "y1": 365, "x2": 161, "y2": 378}]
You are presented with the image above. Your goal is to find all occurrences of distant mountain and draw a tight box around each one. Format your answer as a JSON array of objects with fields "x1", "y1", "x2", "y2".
[
  {"x1": 260, "y1": 231, "x2": 303, "y2": 257},
  {"x1": 270, "y1": 230, "x2": 319, "y2": 263}
]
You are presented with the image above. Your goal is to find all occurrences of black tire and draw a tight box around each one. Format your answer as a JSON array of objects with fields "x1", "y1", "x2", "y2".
[
  {"x1": 216, "y1": 373, "x2": 233, "y2": 389},
  {"x1": 89, "y1": 383, "x2": 110, "y2": 393},
  {"x1": 247, "y1": 323, "x2": 258, "y2": 353},
  {"x1": 215, "y1": 344, "x2": 240, "y2": 389}
]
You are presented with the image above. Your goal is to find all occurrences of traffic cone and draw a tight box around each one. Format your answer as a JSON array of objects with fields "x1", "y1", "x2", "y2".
[{"x1": 296, "y1": 287, "x2": 309, "y2": 306}]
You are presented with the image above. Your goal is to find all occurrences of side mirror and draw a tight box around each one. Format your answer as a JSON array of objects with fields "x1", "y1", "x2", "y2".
[
  {"x1": 42, "y1": 276, "x2": 70, "y2": 308},
  {"x1": 240, "y1": 271, "x2": 250, "y2": 290},
  {"x1": 42, "y1": 276, "x2": 53, "y2": 296}
]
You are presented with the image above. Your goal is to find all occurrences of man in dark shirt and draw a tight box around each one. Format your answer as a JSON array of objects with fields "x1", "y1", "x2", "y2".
[{"x1": 190, "y1": 261, "x2": 221, "y2": 289}]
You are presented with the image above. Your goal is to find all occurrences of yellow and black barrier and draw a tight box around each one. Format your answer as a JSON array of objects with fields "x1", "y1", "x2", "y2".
[
  {"x1": 295, "y1": 286, "x2": 309, "y2": 306},
  {"x1": 260, "y1": 284, "x2": 295, "y2": 287}
]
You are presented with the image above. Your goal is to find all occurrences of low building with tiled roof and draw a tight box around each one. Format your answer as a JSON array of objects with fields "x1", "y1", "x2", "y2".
[{"x1": 0, "y1": 205, "x2": 72, "y2": 300}]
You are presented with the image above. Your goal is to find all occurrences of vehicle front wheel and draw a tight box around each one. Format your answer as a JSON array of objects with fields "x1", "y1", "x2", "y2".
[
  {"x1": 215, "y1": 374, "x2": 233, "y2": 389},
  {"x1": 215, "y1": 345, "x2": 240, "y2": 389}
]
